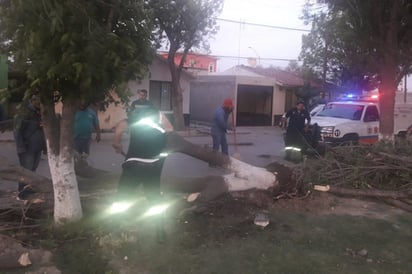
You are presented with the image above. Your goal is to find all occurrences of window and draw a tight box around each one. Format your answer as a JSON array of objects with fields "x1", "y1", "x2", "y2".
[
  {"x1": 364, "y1": 105, "x2": 379, "y2": 122},
  {"x1": 149, "y1": 81, "x2": 172, "y2": 111},
  {"x1": 317, "y1": 103, "x2": 364, "y2": 120},
  {"x1": 208, "y1": 63, "x2": 214, "y2": 73}
]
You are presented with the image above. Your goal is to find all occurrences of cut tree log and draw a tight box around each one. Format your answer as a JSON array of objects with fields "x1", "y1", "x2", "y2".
[
  {"x1": 313, "y1": 185, "x2": 412, "y2": 199},
  {"x1": 166, "y1": 132, "x2": 280, "y2": 203},
  {"x1": 0, "y1": 157, "x2": 53, "y2": 194},
  {"x1": 313, "y1": 184, "x2": 412, "y2": 213},
  {"x1": 382, "y1": 198, "x2": 412, "y2": 213}
]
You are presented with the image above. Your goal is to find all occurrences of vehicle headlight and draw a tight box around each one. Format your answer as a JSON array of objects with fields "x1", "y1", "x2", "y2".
[{"x1": 320, "y1": 126, "x2": 335, "y2": 137}]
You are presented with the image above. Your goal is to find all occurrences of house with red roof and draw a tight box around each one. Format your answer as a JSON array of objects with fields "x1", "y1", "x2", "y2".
[{"x1": 158, "y1": 51, "x2": 218, "y2": 75}]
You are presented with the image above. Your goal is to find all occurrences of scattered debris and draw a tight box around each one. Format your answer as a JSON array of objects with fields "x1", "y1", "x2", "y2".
[
  {"x1": 254, "y1": 213, "x2": 269, "y2": 228},
  {"x1": 18, "y1": 252, "x2": 31, "y2": 266},
  {"x1": 187, "y1": 192, "x2": 201, "y2": 202},
  {"x1": 357, "y1": 249, "x2": 368, "y2": 257}
]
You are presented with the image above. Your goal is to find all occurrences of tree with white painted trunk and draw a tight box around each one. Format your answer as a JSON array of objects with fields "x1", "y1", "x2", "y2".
[{"x1": 0, "y1": 0, "x2": 154, "y2": 224}]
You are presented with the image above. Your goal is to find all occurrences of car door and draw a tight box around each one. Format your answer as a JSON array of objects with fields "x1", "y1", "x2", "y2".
[{"x1": 361, "y1": 105, "x2": 380, "y2": 143}]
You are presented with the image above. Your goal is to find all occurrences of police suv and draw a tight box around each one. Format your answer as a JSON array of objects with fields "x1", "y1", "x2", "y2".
[{"x1": 311, "y1": 93, "x2": 412, "y2": 145}]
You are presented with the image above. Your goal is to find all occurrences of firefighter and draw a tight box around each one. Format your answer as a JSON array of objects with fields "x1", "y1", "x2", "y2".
[
  {"x1": 112, "y1": 100, "x2": 173, "y2": 241},
  {"x1": 281, "y1": 101, "x2": 311, "y2": 161}
]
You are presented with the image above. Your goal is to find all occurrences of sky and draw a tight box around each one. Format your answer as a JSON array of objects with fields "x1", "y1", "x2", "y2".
[
  {"x1": 210, "y1": 0, "x2": 309, "y2": 72},
  {"x1": 209, "y1": 0, "x2": 412, "y2": 90}
]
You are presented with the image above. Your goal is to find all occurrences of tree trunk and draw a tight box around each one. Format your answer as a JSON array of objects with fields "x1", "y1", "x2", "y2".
[
  {"x1": 378, "y1": 62, "x2": 397, "y2": 140},
  {"x1": 378, "y1": 2, "x2": 401, "y2": 140},
  {"x1": 43, "y1": 99, "x2": 82, "y2": 224},
  {"x1": 167, "y1": 48, "x2": 185, "y2": 131},
  {"x1": 313, "y1": 184, "x2": 412, "y2": 199},
  {"x1": 166, "y1": 132, "x2": 279, "y2": 200}
]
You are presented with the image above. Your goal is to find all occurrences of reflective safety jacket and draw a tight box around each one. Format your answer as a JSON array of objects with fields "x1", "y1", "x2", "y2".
[{"x1": 125, "y1": 110, "x2": 167, "y2": 163}]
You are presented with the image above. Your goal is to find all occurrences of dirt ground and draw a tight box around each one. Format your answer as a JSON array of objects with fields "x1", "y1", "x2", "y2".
[{"x1": 3, "y1": 191, "x2": 411, "y2": 274}]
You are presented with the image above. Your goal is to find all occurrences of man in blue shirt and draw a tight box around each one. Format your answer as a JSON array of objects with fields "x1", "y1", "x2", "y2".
[
  {"x1": 74, "y1": 101, "x2": 101, "y2": 157},
  {"x1": 211, "y1": 98, "x2": 234, "y2": 155}
]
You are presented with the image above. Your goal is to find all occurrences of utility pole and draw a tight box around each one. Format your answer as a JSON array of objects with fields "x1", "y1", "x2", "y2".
[{"x1": 404, "y1": 74, "x2": 408, "y2": 103}]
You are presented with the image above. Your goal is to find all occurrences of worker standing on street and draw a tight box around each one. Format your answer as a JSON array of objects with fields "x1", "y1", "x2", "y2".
[
  {"x1": 73, "y1": 100, "x2": 101, "y2": 158},
  {"x1": 13, "y1": 94, "x2": 46, "y2": 199},
  {"x1": 112, "y1": 100, "x2": 173, "y2": 241},
  {"x1": 211, "y1": 98, "x2": 234, "y2": 156},
  {"x1": 130, "y1": 89, "x2": 153, "y2": 110},
  {"x1": 281, "y1": 101, "x2": 311, "y2": 160}
]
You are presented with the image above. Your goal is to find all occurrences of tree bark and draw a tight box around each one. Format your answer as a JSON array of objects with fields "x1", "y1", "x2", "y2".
[
  {"x1": 166, "y1": 132, "x2": 230, "y2": 166},
  {"x1": 0, "y1": 158, "x2": 53, "y2": 194},
  {"x1": 42, "y1": 98, "x2": 82, "y2": 224},
  {"x1": 166, "y1": 132, "x2": 279, "y2": 201},
  {"x1": 378, "y1": 59, "x2": 397, "y2": 140},
  {"x1": 313, "y1": 184, "x2": 412, "y2": 199},
  {"x1": 383, "y1": 198, "x2": 412, "y2": 213},
  {"x1": 167, "y1": 46, "x2": 185, "y2": 131},
  {"x1": 378, "y1": 1, "x2": 401, "y2": 140}
]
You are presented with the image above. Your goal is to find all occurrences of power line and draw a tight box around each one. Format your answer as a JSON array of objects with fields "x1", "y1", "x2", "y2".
[
  {"x1": 216, "y1": 18, "x2": 311, "y2": 32},
  {"x1": 213, "y1": 54, "x2": 298, "y2": 62}
]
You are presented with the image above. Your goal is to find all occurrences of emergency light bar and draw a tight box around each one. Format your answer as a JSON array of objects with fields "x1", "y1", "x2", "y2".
[{"x1": 338, "y1": 93, "x2": 379, "y2": 102}]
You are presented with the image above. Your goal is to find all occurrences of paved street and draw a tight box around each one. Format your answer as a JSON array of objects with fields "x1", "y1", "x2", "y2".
[{"x1": 0, "y1": 126, "x2": 287, "y2": 190}]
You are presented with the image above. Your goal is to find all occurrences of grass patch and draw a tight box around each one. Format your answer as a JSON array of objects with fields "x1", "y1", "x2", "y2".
[
  {"x1": 4, "y1": 199, "x2": 411, "y2": 274},
  {"x1": 124, "y1": 210, "x2": 412, "y2": 274}
]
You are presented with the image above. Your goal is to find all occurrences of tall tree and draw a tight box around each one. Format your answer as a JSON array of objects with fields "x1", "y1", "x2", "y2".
[
  {"x1": 0, "y1": 0, "x2": 154, "y2": 224},
  {"x1": 300, "y1": 0, "x2": 412, "y2": 139},
  {"x1": 300, "y1": 2, "x2": 367, "y2": 90},
  {"x1": 148, "y1": 0, "x2": 223, "y2": 130}
]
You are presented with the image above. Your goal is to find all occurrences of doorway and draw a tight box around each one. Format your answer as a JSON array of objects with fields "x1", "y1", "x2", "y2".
[{"x1": 236, "y1": 85, "x2": 273, "y2": 126}]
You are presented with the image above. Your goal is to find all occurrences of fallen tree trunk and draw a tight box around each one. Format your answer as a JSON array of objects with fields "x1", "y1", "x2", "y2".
[
  {"x1": 383, "y1": 198, "x2": 412, "y2": 213},
  {"x1": 313, "y1": 185, "x2": 412, "y2": 199},
  {"x1": 167, "y1": 132, "x2": 279, "y2": 191},
  {"x1": 0, "y1": 158, "x2": 53, "y2": 194},
  {"x1": 166, "y1": 132, "x2": 280, "y2": 203},
  {"x1": 313, "y1": 184, "x2": 412, "y2": 213}
]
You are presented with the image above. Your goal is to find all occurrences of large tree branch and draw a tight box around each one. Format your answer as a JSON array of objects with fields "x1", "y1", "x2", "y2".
[{"x1": 314, "y1": 184, "x2": 412, "y2": 199}]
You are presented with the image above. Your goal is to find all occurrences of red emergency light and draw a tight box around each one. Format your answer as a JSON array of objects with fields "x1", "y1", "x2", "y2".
[{"x1": 340, "y1": 93, "x2": 379, "y2": 102}]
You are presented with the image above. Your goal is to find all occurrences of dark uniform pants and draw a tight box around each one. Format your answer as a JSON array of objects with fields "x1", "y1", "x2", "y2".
[
  {"x1": 285, "y1": 127, "x2": 306, "y2": 148},
  {"x1": 116, "y1": 158, "x2": 165, "y2": 203}
]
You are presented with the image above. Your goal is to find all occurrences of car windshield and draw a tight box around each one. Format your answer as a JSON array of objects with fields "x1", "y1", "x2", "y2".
[
  {"x1": 316, "y1": 103, "x2": 364, "y2": 120},
  {"x1": 310, "y1": 104, "x2": 325, "y2": 117}
]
